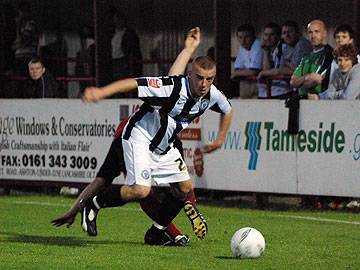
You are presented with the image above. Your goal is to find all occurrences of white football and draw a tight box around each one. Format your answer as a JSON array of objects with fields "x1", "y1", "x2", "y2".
[{"x1": 230, "y1": 227, "x2": 265, "y2": 259}]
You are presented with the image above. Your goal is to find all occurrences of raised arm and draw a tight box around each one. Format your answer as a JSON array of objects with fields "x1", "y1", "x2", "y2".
[
  {"x1": 203, "y1": 110, "x2": 233, "y2": 153},
  {"x1": 82, "y1": 78, "x2": 138, "y2": 102},
  {"x1": 168, "y1": 27, "x2": 201, "y2": 76}
]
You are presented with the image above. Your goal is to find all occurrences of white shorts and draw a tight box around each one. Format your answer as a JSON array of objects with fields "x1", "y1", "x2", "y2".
[{"x1": 122, "y1": 137, "x2": 190, "y2": 186}]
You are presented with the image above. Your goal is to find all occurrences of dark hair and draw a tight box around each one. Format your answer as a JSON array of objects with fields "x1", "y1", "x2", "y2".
[
  {"x1": 333, "y1": 44, "x2": 358, "y2": 65},
  {"x1": 28, "y1": 56, "x2": 43, "y2": 66},
  {"x1": 264, "y1": 22, "x2": 281, "y2": 36},
  {"x1": 192, "y1": 56, "x2": 216, "y2": 70},
  {"x1": 334, "y1": 24, "x2": 355, "y2": 39},
  {"x1": 282, "y1": 20, "x2": 300, "y2": 33},
  {"x1": 79, "y1": 24, "x2": 94, "y2": 39},
  {"x1": 236, "y1": 24, "x2": 255, "y2": 37}
]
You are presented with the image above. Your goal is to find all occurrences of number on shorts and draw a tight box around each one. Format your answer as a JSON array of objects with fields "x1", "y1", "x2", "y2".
[{"x1": 175, "y1": 158, "x2": 186, "y2": 172}]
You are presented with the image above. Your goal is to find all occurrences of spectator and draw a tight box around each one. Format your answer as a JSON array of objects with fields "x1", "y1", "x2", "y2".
[
  {"x1": 231, "y1": 24, "x2": 263, "y2": 98},
  {"x1": 257, "y1": 20, "x2": 312, "y2": 99},
  {"x1": 0, "y1": 3, "x2": 16, "y2": 73},
  {"x1": 22, "y1": 57, "x2": 63, "y2": 98},
  {"x1": 329, "y1": 24, "x2": 360, "y2": 83},
  {"x1": 111, "y1": 9, "x2": 142, "y2": 80},
  {"x1": 38, "y1": 30, "x2": 68, "y2": 78},
  {"x1": 308, "y1": 44, "x2": 360, "y2": 100},
  {"x1": 290, "y1": 19, "x2": 333, "y2": 98},
  {"x1": 12, "y1": 1, "x2": 38, "y2": 76},
  {"x1": 75, "y1": 25, "x2": 95, "y2": 95},
  {"x1": 256, "y1": 22, "x2": 282, "y2": 98}
]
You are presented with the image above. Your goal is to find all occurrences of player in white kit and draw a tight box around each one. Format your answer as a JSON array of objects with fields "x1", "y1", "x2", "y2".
[{"x1": 81, "y1": 27, "x2": 233, "y2": 241}]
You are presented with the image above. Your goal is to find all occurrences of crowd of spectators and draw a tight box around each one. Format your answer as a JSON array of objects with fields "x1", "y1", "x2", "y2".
[
  {"x1": 231, "y1": 19, "x2": 360, "y2": 209},
  {"x1": 232, "y1": 20, "x2": 360, "y2": 101},
  {"x1": 1, "y1": 2, "x2": 359, "y2": 102},
  {"x1": 0, "y1": 3, "x2": 142, "y2": 99}
]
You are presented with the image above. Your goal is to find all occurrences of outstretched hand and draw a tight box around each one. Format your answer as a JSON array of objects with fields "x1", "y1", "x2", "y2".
[
  {"x1": 82, "y1": 87, "x2": 104, "y2": 102},
  {"x1": 51, "y1": 208, "x2": 78, "y2": 228},
  {"x1": 185, "y1": 27, "x2": 200, "y2": 51},
  {"x1": 202, "y1": 140, "x2": 222, "y2": 154}
]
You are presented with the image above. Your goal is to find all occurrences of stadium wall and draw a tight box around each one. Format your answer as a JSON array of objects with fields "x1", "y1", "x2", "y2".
[{"x1": 0, "y1": 99, "x2": 359, "y2": 197}]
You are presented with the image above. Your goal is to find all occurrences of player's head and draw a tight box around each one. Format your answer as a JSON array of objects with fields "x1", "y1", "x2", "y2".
[
  {"x1": 188, "y1": 56, "x2": 216, "y2": 97},
  {"x1": 334, "y1": 24, "x2": 355, "y2": 47},
  {"x1": 307, "y1": 19, "x2": 327, "y2": 48},
  {"x1": 333, "y1": 44, "x2": 358, "y2": 73},
  {"x1": 28, "y1": 57, "x2": 45, "y2": 80},
  {"x1": 236, "y1": 24, "x2": 256, "y2": 50}
]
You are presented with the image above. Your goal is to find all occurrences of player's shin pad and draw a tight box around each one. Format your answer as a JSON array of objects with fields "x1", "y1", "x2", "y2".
[{"x1": 184, "y1": 202, "x2": 207, "y2": 239}]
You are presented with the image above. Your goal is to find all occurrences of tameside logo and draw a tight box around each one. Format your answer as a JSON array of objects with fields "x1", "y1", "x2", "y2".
[
  {"x1": 244, "y1": 122, "x2": 262, "y2": 170},
  {"x1": 244, "y1": 121, "x2": 345, "y2": 170}
]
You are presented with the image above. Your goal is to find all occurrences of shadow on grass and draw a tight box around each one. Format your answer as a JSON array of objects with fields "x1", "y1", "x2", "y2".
[
  {"x1": 0, "y1": 231, "x2": 143, "y2": 247},
  {"x1": 215, "y1": 256, "x2": 238, "y2": 260}
]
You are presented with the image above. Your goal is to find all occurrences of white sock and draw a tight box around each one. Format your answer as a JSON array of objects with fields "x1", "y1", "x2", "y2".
[
  {"x1": 92, "y1": 196, "x2": 101, "y2": 209},
  {"x1": 153, "y1": 222, "x2": 166, "y2": 230}
]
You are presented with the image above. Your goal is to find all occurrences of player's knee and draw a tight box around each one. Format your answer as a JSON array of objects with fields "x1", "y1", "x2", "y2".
[
  {"x1": 122, "y1": 185, "x2": 151, "y2": 200},
  {"x1": 132, "y1": 185, "x2": 151, "y2": 199},
  {"x1": 171, "y1": 180, "x2": 193, "y2": 199}
]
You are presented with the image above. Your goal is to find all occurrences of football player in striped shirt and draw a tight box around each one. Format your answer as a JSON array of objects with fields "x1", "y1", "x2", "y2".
[
  {"x1": 81, "y1": 27, "x2": 233, "y2": 242},
  {"x1": 52, "y1": 28, "x2": 201, "y2": 246}
]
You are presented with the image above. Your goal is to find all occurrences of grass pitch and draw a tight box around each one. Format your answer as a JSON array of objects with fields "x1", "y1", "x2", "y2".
[{"x1": 0, "y1": 195, "x2": 360, "y2": 269}]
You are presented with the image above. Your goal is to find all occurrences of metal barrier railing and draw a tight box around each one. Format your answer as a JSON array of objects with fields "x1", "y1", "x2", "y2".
[
  {"x1": 2, "y1": 56, "x2": 292, "y2": 98},
  {"x1": 235, "y1": 74, "x2": 291, "y2": 98}
]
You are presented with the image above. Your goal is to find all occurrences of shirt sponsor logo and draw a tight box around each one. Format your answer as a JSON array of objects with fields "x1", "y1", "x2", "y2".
[{"x1": 148, "y1": 79, "x2": 161, "y2": 88}]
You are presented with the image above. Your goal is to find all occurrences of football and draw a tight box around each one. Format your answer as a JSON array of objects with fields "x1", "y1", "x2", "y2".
[{"x1": 230, "y1": 227, "x2": 265, "y2": 259}]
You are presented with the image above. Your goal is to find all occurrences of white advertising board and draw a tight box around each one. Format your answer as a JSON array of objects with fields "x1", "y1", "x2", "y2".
[
  {"x1": 1, "y1": 99, "x2": 360, "y2": 197},
  {"x1": 201, "y1": 100, "x2": 360, "y2": 197},
  {"x1": 201, "y1": 100, "x2": 297, "y2": 193},
  {"x1": 297, "y1": 101, "x2": 360, "y2": 196},
  {"x1": 0, "y1": 99, "x2": 204, "y2": 185}
]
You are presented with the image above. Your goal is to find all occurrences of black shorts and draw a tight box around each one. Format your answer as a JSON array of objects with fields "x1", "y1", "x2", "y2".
[
  {"x1": 96, "y1": 135, "x2": 184, "y2": 185},
  {"x1": 96, "y1": 135, "x2": 126, "y2": 184}
]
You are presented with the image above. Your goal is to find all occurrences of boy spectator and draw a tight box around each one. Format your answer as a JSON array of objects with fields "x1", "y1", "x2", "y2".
[
  {"x1": 231, "y1": 24, "x2": 263, "y2": 98},
  {"x1": 308, "y1": 44, "x2": 360, "y2": 100},
  {"x1": 330, "y1": 24, "x2": 360, "y2": 82}
]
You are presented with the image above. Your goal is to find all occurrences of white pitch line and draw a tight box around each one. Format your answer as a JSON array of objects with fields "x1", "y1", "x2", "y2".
[
  {"x1": 13, "y1": 200, "x2": 69, "y2": 207},
  {"x1": 8, "y1": 201, "x2": 360, "y2": 225},
  {"x1": 275, "y1": 214, "x2": 360, "y2": 225},
  {"x1": 10, "y1": 200, "x2": 141, "y2": 212}
]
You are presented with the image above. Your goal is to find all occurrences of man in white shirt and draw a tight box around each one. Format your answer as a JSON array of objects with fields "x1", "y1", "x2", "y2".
[{"x1": 231, "y1": 24, "x2": 263, "y2": 98}]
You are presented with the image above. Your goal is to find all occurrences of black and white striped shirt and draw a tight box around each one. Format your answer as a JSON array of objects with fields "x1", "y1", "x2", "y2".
[{"x1": 123, "y1": 75, "x2": 232, "y2": 154}]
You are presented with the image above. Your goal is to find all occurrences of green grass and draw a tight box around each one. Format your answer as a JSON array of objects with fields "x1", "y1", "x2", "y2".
[{"x1": 0, "y1": 195, "x2": 360, "y2": 269}]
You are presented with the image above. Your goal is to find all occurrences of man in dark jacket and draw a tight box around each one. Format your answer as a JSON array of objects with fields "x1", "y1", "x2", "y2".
[{"x1": 22, "y1": 57, "x2": 64, "y2": 98}]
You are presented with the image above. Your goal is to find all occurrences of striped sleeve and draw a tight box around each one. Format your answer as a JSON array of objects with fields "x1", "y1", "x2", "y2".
[
  {"x1": 135, "y1": 77, "x2": 171, "y2": 106},
  {"x1": 136, "y1": 77, "x2": 175, "y2": 98},
  {"x1": 211, "y1": 88, "x2": 232, "y2": 114}
]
